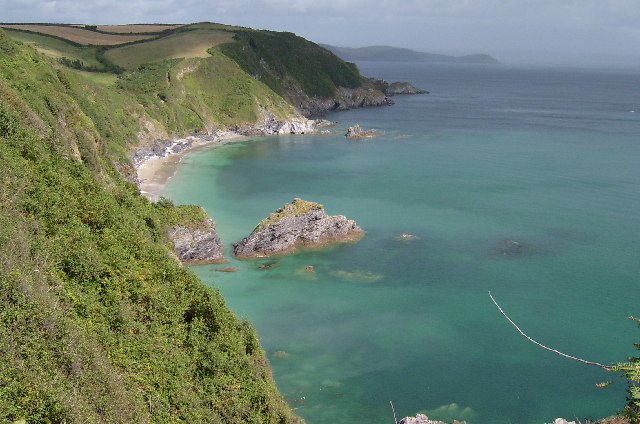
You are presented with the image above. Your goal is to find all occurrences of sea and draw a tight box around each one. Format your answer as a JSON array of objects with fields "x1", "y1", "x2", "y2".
[{"x1": 160, "y1": 61, "x2": 640, "y2": 424}]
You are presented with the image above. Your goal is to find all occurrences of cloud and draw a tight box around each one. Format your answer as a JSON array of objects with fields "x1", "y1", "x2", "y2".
[{"x1": 1, "y1": 0, "x2": 638, "y2": 58}]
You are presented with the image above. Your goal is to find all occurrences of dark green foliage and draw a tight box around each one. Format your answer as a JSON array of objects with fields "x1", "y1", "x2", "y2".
[
  {"x1": 219, "y1": 30, "x2": 362, "y2": 98},
  {"x1": 613, "y1": 317, "x2": 640, "y2": 421},
  {"x1": 0, "y1": 30, "x2": 301, "y2": 424},
  {"x1": 94, "y1": 47, "x2": 125, "y2": 74}
]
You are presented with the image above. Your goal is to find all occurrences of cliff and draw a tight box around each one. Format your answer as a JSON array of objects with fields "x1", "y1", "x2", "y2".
[
  {"x1": 233, "y1": 198, "x2": 363, "y2": 258},
  {"x1": 0, "y1": 30, "x2": 302, "y2": 423}
]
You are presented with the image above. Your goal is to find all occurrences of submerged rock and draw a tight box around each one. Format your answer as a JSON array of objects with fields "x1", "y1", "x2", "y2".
[
  {"x1": 494, "y1": 238, "x2": 528, "y2": 257},
  {"x1": 395, "y1": 233, "x2": 420, "y2": 241},
  {"x1": 330, "y1": 269, "x2": 383, "y2": 283},
  {"x1": 215, "y1": 266, "x2": 238, "y2": 272},
  {"x1": 257, "y1": 260, "x2": 280, "y2": 270},
  {"x1": 233, "y1": 198, "x2": 363, "y2": 258}
]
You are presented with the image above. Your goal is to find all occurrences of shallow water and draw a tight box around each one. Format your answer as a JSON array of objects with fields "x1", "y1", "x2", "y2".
[{"x1": 162, "y1": 62, "x2": 640, "y2": 424}]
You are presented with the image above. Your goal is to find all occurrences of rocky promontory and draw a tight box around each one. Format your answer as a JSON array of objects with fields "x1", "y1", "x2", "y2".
[
  {"x1": 385, "y1": 81, "x2": 429, "y2": 95},
  {"x1": 233, "y1": 198, "x2": 363, "y2": 258},
  {"x1": 165, "y1": 205, "x2": 225, "y2": 264}
]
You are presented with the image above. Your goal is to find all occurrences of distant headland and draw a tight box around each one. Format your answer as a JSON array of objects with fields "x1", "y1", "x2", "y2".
[{"x1": 321, "y1": 44, "x2": 499, "y2": 64}]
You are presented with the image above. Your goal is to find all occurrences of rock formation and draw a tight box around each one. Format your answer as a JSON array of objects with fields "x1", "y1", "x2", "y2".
[
  {"x1": 399, "y1": 414, "x2": 464, "y2": 424},
  {"x1": 233, "y1": 198, "x2": 363, "y2": 258},
  {"x1": 167, "y1": 215, "x2": 225, "y2": 264},
  {"x1": 345, "y1": 124, "x2": 378, "y2": 138}
]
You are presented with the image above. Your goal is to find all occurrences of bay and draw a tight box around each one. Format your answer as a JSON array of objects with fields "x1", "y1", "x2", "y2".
[{"x1": 161, "y1": 62, "x2": 640, "y2": 424}]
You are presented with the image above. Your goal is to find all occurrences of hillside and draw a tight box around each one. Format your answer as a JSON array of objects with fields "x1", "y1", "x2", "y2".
[
  {"x1": 0, "y1": 29, "x2": 304, "y2": 423},
  {"x1": 321, "y1": 44, "x2": 500, "y2": 64},
  {"x1": 1, "y1": 22, "x2": 399, "y2": 116},
  {"x1": 0, "y1": 22, "x2": 430, "y2": 423}
]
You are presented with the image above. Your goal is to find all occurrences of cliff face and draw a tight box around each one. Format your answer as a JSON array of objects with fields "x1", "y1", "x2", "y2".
[{"x1": 233, "y1": 198, "x2": 363, "y2": 258}]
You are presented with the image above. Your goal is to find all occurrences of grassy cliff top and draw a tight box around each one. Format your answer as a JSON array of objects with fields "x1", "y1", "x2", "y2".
[{"x1": 1, "y1": 22, "x2": 365, "y2": 105}]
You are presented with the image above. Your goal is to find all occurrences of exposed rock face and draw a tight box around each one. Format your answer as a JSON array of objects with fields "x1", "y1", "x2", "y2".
[
  {"x1": 547, "y1": 419, "x2": 577, "y2": 424},
  {"x1": 233, "y1": 198, "x2": 363, "y2": 258},
  {"x1": 294, "y1": 86, "x2": 395, "y2": 116},
  {"x1": 345, "y1": 124, "x2": 378, "y2": 138},
  {"x1": 167, "y1": 217, "x2": 225, "y2": 264},
  {"x1": 236, "y1": 114, "x2": 318, "y2": 136}
]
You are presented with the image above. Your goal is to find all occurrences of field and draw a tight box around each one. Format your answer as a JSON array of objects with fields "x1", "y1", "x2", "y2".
[
  {"x1": 0, "y1": 24, "x2": 155, "y2": 45},
  {"x1": 97, "y1": 24, "x2": 180, "y2": 33},
  {"x1": 106, "y1": 27, "x2": 234, "y2": 69},
  {"x1": 2, "y1": 28, "x2": 106, "y2": 69}
]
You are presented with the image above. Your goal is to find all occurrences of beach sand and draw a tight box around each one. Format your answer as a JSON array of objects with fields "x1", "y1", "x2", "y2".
[{"x1": 136, "y1": 133, "x2": 244, "y2": 201}]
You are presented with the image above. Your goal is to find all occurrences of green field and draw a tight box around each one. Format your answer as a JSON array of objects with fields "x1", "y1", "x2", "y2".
[
  {"x1": 106, "y1": 26, "x2": 235, "y2": 69},
  {"x1": 3, "y1": 28, "x2": 106, "y2": 70}
]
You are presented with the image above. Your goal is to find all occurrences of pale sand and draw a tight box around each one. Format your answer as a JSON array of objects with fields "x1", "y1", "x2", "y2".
[{"x1": 136, "y1": 133, "x2": 244, "y2": 201}]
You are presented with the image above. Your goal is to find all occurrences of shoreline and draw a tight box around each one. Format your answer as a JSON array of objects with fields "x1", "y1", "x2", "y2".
[
  {"x1": 136, "y1": 131, "x2": 245, "y2": 201},
  {"x1": 134, "y1": 118, "x2": 336, "y2": 201}
]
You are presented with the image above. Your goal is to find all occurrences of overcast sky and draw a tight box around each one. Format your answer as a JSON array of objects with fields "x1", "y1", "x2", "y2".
[{"x1": 3, "y1": 0, "x2": 640, "y2": 65}]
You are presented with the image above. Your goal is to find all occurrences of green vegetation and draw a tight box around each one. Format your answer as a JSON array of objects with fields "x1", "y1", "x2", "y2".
[
  {"x1": 218, "y1": 30, "x2": 362, "y2": 99},
  {"x1": 3, "y1": 28, "x2": 107, "y2": 70},
  {"x1": 0, "y1": 30, "x2": 301, "y2": 423},
  {"x1": 116, "y1": 50, "x2": 296, "y2": 133}
]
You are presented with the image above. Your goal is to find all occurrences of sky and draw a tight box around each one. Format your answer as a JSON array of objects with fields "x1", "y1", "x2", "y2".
[{"x1": 2, "y1": 0, "x2": 640, "y2": 65}]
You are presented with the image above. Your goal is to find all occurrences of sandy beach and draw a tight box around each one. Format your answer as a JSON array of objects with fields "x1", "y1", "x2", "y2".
[{"x1": 136, "y1": 132, "x2": 244, "y2": 201}]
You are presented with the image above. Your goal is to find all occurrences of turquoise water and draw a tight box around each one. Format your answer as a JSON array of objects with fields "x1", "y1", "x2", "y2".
[{"x1": 161, "y1": 63, "x2": 640, "y2": 424}]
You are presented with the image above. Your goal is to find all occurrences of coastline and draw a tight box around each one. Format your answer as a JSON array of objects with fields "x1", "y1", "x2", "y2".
[
  {"x1": 134, "y1": 117, "x2": 335, "y2": 201},
  {"x1": 136, "y1": 131, "x2": 244, "y2": 201}
]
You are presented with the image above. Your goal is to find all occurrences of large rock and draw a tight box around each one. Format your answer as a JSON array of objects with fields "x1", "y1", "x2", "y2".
[
  {"x1": 167, "y1": 216, "x2": 225, "y2": 264},
  {"x1": 345, "y1": 124, "x2": 378, "y2": 138},
  {"x1": 233, "y1": 198, "x2": 363, "y2": 258}
]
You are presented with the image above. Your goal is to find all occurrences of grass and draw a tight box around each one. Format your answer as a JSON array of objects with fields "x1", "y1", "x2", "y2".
[
  {"x1": 74, "y1": 70, "x2": 119, "y2": 86},
  {"x1": 0, "y1": 24, "x2": 156, "y2": 45},
  {"x1": 115, "y1": 50, "x2": 297, "y2": 133},
  {"x1": 106, "y1": 27, "x2": 234, "y2": 69},
  {"x1": 3, "y1": 28, "x2": 105, "y2": 69}
]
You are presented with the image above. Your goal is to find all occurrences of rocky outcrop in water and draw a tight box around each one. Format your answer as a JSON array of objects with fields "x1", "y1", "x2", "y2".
[
  {"x1": 233, "y1": 198, "x2": 363, "y2": 258},
  {"x1": 167, "y1": 216, "x2": 225, "y2": 264},
  {"x1": 345, "y1": 124, "x2": 378, "y2": 138},
  {"x1": 399, "y1": 414, "x2": 463, "y2": 424}
]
